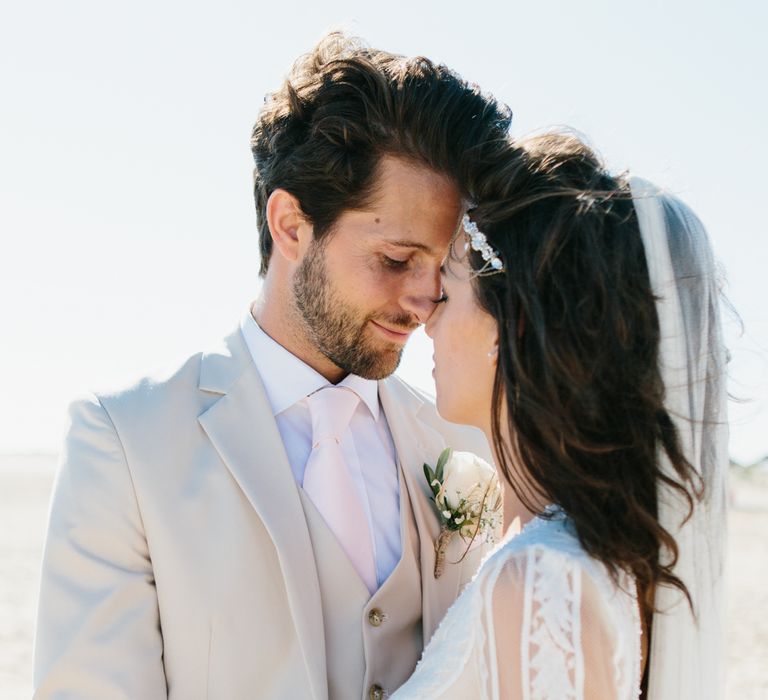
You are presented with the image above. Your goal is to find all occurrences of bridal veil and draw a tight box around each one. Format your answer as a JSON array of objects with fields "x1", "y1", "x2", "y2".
[{"x1": 631, "y1": 178, "x2": 728, "y2": 699}]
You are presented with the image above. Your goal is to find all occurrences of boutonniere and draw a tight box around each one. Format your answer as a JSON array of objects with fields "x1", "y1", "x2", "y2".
[{"x1": 423, "y1": 447, "x2": 503, "y2": 578}]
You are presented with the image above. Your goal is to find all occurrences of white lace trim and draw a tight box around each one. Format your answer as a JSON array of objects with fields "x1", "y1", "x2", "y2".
[{"x1": 522, "y1": 546, "x2": 581, "y2": 700}]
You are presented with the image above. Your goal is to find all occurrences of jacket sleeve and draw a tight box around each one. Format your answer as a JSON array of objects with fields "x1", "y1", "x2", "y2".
[{"x1": 33, "y1": 395, "x2": 167, "y2": 699}]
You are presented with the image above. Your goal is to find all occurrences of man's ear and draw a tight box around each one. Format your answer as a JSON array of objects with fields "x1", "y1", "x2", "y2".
[{"x1": 266, "y1": 189, "x2": 311, "y2": 263}]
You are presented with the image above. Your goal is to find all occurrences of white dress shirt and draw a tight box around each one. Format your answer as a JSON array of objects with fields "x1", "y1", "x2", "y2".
[{"x1": 240, "y1": 311, "x2": 402, "y2": 589}]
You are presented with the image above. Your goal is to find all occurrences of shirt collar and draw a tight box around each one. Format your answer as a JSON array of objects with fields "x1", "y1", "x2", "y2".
[
  {"x1": 337, "y1": 372, "x2": 380, "y2": 421},
  {"x1": 240, "y1": 310, "x2": 380, "y2": 420}
]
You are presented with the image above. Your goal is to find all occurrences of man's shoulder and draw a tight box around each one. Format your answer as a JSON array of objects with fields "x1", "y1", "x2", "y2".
[
  {"x1": 104, "y1": 350, "x2": 201, "y2": 397},
  {"x1": 81, "y1": 327, "x2": 247, "y2": 425}
]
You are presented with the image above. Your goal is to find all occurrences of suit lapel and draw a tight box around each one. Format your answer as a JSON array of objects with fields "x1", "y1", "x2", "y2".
[
  {"x1": 378, "y1": 377, "x2": 465, "y2": 640},
  {"x1": 197, "y1": 330, "x2": 327, "y2": 700}
]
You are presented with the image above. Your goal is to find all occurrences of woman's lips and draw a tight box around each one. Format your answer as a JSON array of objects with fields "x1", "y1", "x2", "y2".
[{"x1": 370, "y1": 320, "x2": 412, "y2": 343}]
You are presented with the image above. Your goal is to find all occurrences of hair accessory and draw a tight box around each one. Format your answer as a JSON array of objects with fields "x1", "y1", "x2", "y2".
[{"x1": 462, "y1": 213, "x2": 504, "y2": 273}]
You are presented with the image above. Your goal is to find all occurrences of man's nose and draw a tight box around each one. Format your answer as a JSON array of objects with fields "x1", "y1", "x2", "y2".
[{"x1": 400, "y1": 268, "x2": 443, "y2": 325}]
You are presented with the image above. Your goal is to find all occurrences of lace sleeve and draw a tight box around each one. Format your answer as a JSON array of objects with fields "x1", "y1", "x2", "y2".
[{"x1": 477, "y1": 544, "x2": 638, "y2": 700}]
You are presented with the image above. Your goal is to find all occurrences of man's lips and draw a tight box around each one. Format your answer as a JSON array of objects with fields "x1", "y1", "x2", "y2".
[{"x1": 370, "y1": 320, "x2": 414, "y2": 343}]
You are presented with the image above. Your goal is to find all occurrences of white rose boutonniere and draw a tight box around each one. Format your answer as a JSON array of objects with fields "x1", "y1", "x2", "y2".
[{"x1": 423, "y1": 447, "x2": 503, "y2": 578}]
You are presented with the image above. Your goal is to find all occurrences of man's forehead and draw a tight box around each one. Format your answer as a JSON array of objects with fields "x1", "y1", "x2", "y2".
[
  {"x1": 385, "y1": 239, "x2": 439, "y2": 254},
  {"x1": 341, "y1": 203, "x2": 459, "y2": 254}
]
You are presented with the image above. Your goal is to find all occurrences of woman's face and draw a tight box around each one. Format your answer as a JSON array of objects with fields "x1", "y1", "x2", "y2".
[{"x1": 425, "y1": 242, "x2": 499, "y2": 432}]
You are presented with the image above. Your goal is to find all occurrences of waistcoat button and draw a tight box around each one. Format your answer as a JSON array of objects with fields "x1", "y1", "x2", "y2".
[
  {"x1": 368, "y1": 608, "x2": 385, "y2": 627},
  {"x1": 369, "y1": 684, "x2": 384, "y2": 700}
]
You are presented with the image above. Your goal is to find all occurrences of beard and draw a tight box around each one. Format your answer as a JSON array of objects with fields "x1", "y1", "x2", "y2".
[{"x1": 292, "y1": 242, "x2": 417, "y2": 380}]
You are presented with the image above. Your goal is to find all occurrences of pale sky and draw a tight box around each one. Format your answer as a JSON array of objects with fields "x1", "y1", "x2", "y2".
[{"x1": 1, "y1": 0, "x2": 766, "y2": 464}]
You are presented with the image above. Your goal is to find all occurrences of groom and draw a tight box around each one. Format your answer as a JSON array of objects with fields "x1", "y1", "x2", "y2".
[{"x1": 33, "y1": 34, "x2": 512, "y2": 699}]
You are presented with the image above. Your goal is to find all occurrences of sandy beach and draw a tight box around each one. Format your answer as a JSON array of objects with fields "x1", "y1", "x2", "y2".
[{"x1": 2, "y1": 454, "x2": 767, "y2": 699}]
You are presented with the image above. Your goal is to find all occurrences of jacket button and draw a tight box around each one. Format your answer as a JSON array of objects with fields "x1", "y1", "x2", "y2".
[
  {"x1": 369, "y1": 685, "x2": 384, "y2": 700},
  {"x1": 368, "y1": 608, "x2": 385, "y2": 627}
]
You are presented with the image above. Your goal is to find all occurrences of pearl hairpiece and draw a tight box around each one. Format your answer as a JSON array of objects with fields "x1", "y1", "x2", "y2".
[{"x1": 462, "y1": 213, "x2": 504, "y2": 273}]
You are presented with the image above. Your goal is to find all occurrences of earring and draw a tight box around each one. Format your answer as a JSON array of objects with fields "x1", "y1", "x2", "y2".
[{"x1": 487, "y1": 347, "x2": 498, "y2": 359}]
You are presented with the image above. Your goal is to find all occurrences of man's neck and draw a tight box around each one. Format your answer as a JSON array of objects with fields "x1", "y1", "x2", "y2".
[{"x1": 251, "y1": 283, "x2": 348, "y2": 385}]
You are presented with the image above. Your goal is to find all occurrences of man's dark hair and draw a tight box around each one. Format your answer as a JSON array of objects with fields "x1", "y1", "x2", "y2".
[{"x1": 250, "y1": 32, "x2": 513, "y2": 275}]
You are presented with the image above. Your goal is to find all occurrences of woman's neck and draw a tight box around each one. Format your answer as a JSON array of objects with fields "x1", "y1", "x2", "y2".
[
  {"x1": 483, "y1": 426, "x2": 541, "y2": 534},
  {"x1": 501, "y1": 481, "x2": 538, "y2": 535}
]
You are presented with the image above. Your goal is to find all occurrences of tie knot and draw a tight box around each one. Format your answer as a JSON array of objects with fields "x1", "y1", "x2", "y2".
[{"x1": 307, "y1": 386, "x2": 360, "y2": 446}]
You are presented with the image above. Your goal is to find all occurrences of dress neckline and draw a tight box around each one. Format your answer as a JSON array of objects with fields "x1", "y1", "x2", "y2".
[{"x1": 498, "y1": 503, "x2": 565, "y2": 546}]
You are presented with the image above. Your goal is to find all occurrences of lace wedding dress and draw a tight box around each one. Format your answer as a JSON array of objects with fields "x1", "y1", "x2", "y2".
[{"x1": 392, "y1": 508, "x2": 642, "y2": 700}]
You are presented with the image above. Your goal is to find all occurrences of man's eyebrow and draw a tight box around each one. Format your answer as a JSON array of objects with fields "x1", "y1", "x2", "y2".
[{"x1": 386, "y1": 239, "x2": 435, "y2": 254}]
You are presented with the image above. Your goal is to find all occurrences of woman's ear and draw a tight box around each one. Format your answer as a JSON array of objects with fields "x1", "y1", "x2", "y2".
[
  {"x1": 486, "y1": 322, "x2": 500, "y2": 365},
  {"x1": 266, "y1": 189, "x2": 311, "y2": 263}
]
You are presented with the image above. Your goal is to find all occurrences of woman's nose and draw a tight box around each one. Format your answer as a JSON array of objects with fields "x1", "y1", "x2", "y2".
[
  {"x1": 424, "y1": 303, "x2": 442, "y2": 339},
  {"x1": 401, "y1": 265, "x2": 443, "y2": 325}
]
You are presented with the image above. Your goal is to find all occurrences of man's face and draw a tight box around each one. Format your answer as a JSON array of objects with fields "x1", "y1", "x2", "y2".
[{"x1": 293, "y1": 155, "x2": 462, "y2": 380}]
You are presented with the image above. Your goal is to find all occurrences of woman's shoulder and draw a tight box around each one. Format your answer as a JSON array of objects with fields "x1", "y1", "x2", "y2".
[
  {"x1": 479, "y1": 509, "x2": 588, "y2": 573},
  {"x1": 474, "y1": 508, "x2": 641, "y2": 653},
  {"x1": 465, "y1": 510, "x2": 643, "y2": 700},
  {"x1": 474, "y1": 508, "x2": 633, "y2": 605}
]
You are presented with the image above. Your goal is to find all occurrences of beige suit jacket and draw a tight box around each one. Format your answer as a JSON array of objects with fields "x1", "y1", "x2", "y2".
[{"x1": 33, "y1": 327, "x2": 493, "y2": 699}]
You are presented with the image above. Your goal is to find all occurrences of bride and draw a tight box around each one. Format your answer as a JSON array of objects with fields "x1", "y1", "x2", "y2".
[{"x1": 393, "y1": 132, "x2": 728, "y2": 699}]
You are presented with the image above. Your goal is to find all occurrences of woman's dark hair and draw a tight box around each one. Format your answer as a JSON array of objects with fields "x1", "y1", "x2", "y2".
[
  {"x1": 470, "y1": 131, "x2": 703, "y2": 613},
  {"x1": 251, "y1": 32, "x2": 513, "y2": 275}
]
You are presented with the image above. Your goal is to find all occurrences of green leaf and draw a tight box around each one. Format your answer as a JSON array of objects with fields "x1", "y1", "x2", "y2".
[
  {"x1": 435, "y1": 447, "x2": 452, "y2": 483},
  {"x1": 423, "y1": 464, "x2": 436, "y2": 489}
]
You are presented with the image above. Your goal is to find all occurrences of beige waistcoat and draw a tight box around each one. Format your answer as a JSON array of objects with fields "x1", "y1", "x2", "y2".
[{"x1": 300, "y1": 463, "x2": 423, "y2": 700}]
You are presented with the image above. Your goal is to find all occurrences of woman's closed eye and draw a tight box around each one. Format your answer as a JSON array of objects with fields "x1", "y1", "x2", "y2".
[{"x1": 434, "y1": 273, "x2": 450, "y2": 305}]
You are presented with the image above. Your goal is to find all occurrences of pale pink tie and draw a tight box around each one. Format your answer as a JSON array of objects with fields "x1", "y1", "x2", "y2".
[{"x1": 303, "y1": 387, "x2": 377, "y2": 594}]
